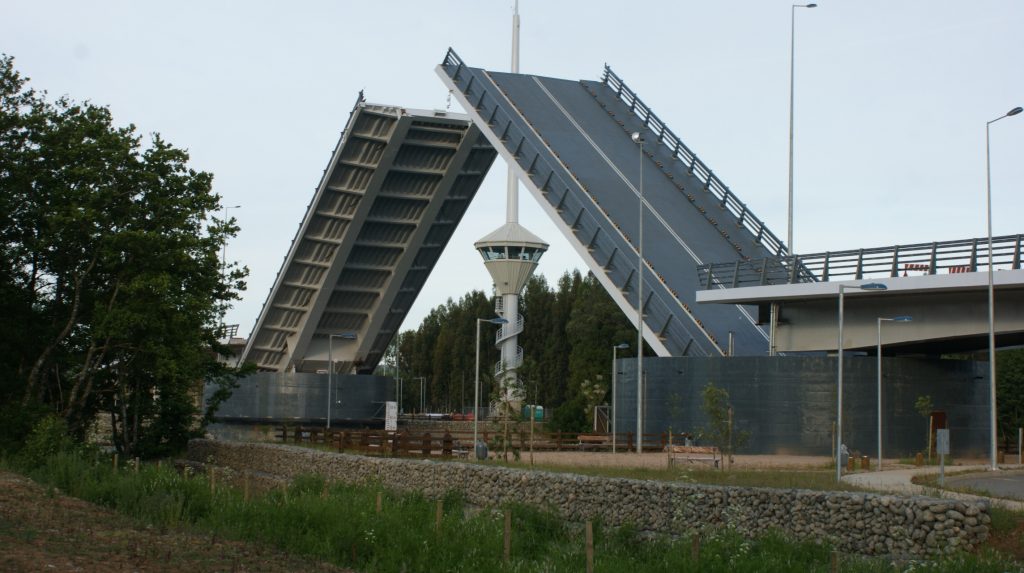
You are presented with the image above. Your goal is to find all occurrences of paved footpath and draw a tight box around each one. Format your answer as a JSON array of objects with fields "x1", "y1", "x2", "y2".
[{"x1": 842, "y1": 463, "x2": 1024, "y2": 511}]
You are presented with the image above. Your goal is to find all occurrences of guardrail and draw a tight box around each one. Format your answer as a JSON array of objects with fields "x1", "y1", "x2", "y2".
[
  {"x1": 697, "y1": 234, "x2": 1023, "y2": 288},
  {"x1": 602, "y1": 65, "x2": 787, "y2": 258}
]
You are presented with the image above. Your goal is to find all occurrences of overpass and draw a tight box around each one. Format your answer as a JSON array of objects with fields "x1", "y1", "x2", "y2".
[{"x1": 696, "y1": 236, "x2": 1024, "y2": 354}]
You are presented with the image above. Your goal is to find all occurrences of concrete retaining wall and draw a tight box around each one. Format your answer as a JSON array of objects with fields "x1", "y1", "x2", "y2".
[{"x1": 186, "y1": 439, "x2": 990, "y2": 557}]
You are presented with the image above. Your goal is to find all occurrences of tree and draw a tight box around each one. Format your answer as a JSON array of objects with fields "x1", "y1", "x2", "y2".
[
  {"x1": 0, "y1": 54, "x2": 247, "y2": 458},
  {"x1": 700, "y1": 383, "x2": 749, "y2": 470},
  {"x1": 914, "y1": 395, "x2": 934, "y2": 459},
  {"x1": 997, "y1": 349, "x2": 1024, "y2": 451}
]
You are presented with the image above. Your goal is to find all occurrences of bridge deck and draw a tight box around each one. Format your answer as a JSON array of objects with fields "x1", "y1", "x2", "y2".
[{"x1": 438, "y1": 49, "x2": 780, "y2": 356}]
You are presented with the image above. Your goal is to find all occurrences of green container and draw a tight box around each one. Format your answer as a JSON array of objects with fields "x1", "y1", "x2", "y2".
[{"x1": 521, "y1": 405, "x2": 544, "y2": 421}]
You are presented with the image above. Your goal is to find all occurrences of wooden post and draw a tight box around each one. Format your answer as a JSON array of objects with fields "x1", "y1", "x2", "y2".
[
  {"x1": 112, "y1": 453, "x2": 118, "y2": 470},
  {"x1": 830, "y1": 550, "x2": 840, "y2": 572},
  {"x1": 727, "y1": 406, "x2": 734, "y2": 470},
  {"x1": 156, "y1": 460, "x2": 162, "y2": 470},
  {"x1": 928, "y1": 415, "x2": 934, "y2": 462},
  {"x1": 585, "y1": 520, "x2": 594, "y2": 573},
  {"x1": 691, "y1": 535, "x2": 700, "y2": 563},
  {"x1": 503, "y1": 509, "x2": 511, "y2": 563},
  {"x1": 210, "y1": 467, "x2": 216, "y2": 493},
  {"x1": 530, "y1": 404, "x2": 535, "y2": 469},
  {"x1": 134, "y1": 457, "x2": 140, "y2": 473},
  {"x1": 435, "y1": 500, "x2": 443, "y2": 533},
  {"x1": 376, "y1": 491, "x2": 382, "y2": 514}
]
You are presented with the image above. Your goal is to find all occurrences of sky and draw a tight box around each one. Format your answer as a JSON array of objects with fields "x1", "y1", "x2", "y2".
[{"x1": 4, "y1": 1, "x2": 1023, "y2": 338}]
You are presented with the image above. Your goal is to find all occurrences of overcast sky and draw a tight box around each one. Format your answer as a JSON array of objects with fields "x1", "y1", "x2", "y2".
[{"x1": 4, "y1": 1, "x2": 1022, "y2": 337}]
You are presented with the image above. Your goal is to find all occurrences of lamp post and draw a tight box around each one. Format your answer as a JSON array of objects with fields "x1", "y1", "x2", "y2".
[
  {"x1": 631, "y1": 131, "x2": 645, "y2": 454},
  {"x1": 876, "y1": 316, "x2": 912, "y2": 471},
  {"x1": 611, "y1": 342, "x2": 630, "y2": 453},
  {"x1": 415, "y1": 376, "x2": 427, "y2": 414},
  {"x1": 787, "y1": 3, "x2": 816, "y2": 256},
  {"x1": 836, "y1": 282, "x2": 887, "y2": 481},
  {"x1": 475, "y1": 317, "x2": 508, "y2": 455},
  {"x1": 327, "y1": 332, "x2": 357, "y2": 429},
  {"x1": 986, "y1": 106, "x2": 1022, "y2": 471}
]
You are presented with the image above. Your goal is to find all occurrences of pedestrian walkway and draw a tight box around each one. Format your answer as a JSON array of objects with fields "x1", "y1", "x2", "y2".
[{"x1": 842, "y1": 463, "x2": 1024, "y2": 511}]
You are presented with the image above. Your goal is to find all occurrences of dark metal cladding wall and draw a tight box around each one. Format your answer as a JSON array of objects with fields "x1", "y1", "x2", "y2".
[
  {"x1": 614, "y1": 357, "x2": 988, "y2": 457},
  {"x1": 205, "y1": 372, "x2": 395, "y2": 424}
]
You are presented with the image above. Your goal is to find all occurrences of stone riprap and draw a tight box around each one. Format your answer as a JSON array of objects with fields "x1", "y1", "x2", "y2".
[{"x1": 186, "y1": 439, "x2": 989, "y2": 557}]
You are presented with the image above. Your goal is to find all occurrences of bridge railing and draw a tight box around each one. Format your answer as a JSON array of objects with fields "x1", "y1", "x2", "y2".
[
  {"x1": 698, "y1": 234, "x2": 1023, "y2": 288},
  {"x1": 602, "y1": 65, "x2": 788, "y2": 258}
]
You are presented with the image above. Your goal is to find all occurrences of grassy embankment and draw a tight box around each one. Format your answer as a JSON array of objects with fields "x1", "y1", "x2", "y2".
[{"x1": 6, "y1": 451, "x2": 1021, "y2": 572}]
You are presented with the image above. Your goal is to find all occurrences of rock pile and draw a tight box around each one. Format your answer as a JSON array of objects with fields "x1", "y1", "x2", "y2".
[{"x1": 187, "y1": 439, "x2": 988, "y2": 556}]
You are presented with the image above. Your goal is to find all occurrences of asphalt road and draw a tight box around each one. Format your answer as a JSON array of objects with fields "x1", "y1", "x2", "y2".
[{"x1": 946, "y1": 470, "x2": 1024, "y2": 500}]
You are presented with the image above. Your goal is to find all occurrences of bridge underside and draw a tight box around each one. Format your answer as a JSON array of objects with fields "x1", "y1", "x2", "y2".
[
  {"x1": 239, "y1": 96, "x2": 497, "y2": 374},
  {"x1": 697, "y1": 270, "x2": 1024, "y2": 354}
]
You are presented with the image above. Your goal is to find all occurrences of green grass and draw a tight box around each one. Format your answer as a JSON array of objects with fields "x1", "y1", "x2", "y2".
[{"x1": 7, "y1": 452, "x2": 1021, "y2": 572}]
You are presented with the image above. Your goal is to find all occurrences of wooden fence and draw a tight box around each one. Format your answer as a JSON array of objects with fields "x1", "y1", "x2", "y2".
[{"x1": 275, "y1": 426, "x2": 675, "y2": 458}]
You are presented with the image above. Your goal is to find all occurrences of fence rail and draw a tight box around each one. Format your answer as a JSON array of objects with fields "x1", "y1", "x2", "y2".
[
  {"x1": 697, "y1": 234, "x2": 1024, "y2": 288},
  {"x1": 602, "y1": 65, "x2": 787, "y2": 258},
  {"x1": 276, "y1": 426, "x2": 676, "y2": 456}
]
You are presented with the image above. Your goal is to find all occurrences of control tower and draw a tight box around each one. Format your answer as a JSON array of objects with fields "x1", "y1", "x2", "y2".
[
  {"x1": 475, "y1": 222, "x2": 547, "y2": 406},
  {"x1": 475, "y1": 1, "x2": 548, "y2": 411}
]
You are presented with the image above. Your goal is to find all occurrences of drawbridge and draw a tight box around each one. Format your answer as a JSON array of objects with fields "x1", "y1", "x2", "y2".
[
  {"x1": 437, "y1": 49, "x2": 784, "y2": 356},
  {"x1": 239, "y1": 94, "x2": 497, "y2": 373}
]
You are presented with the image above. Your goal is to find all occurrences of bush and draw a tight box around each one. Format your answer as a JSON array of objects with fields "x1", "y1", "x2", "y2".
[
  {"x1": 16, "y1": 415, "x2": 77, "y2": 469},
  {"x1": 0, "y1": 401, "x2": 50, "y2": 456}
]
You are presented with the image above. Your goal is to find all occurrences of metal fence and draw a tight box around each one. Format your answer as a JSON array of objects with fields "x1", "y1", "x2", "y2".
[{"x1": 697, "y1": 233, "x2": 1023, "y2": 288}]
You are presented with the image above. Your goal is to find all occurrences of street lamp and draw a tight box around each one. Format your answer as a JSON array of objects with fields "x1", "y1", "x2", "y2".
[
  {"x1": 631, "y1": 131, "x2": 645, "y2": 454},
  {"x1": 876, "y1": 315, "x2": 912, "y2": 471},
  {"x1": 836, "y1": 282, "x2": 887, "y2": 481},
  {"x1": 787, "y1": 3, "x2": 817, "y2": 256},
  {"x1": 415, "y1": 376, "x2": 427, "y2": 414},
  {"x1": 475, "y1": 317, "x2": 508, "y2": 457},
  {"x1": 327, "y1": 332, "x2": 358, "y2": 429},
  {"x1": 611, "y1": 342, "x2": 630, "y2": 453},
  {"x1": 986, "y1": 105, "x2": 1022, "y2": 471}
]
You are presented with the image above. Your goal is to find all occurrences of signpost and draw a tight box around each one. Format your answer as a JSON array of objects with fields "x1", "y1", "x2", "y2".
[
  {"x1": 936, "y1": 429, "x2": 950, "y2": 487},
  {"x1": 385, "y1": 401, "x2": 398, "y2": 432}
]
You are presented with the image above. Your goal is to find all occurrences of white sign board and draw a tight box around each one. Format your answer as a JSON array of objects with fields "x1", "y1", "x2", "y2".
[
  {"x1": 385, "y1": 401, "x2": 398, "y2": 432},
  {"x1": 936, "y1": 429, "x2": 950, "y2": 455}
]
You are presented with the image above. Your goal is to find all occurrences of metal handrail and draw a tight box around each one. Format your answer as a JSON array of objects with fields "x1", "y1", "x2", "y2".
[
  {"x1": 602, "y1": 65, "x2": 787, "y2": 258},
  {"x1": 697, "y1": 234, "x2": 1024, "y2": 288}
]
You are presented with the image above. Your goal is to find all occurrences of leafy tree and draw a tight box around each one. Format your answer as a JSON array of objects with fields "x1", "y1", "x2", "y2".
[
  {"x1": 0, "y1": 54, "x2": 247, "y2": 458},
  {"x1": 914, "y1": 395, "x2": 934, "y2": 458},
  {"x1": 700, "y1": 383, "x2": 749, "y2": 470},
  {"x1": 997, "y1": 349, "x2": 1024, "y2": 450}
]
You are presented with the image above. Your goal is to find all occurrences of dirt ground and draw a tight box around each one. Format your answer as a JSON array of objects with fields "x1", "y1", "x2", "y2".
[
  {"x1": 0, "y1": 471, "x2": 350, "y2": 573},
  {"x1": 499, "y1": 450, "x2": 834, "y2": 469}
]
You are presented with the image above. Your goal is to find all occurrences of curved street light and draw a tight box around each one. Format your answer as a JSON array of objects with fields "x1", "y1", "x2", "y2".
[
  {"x1": 876, "y1": 316, "x2": 912, "y2": 471},
  {"x1": 787, "y1": 3, "x2": 817, "y2": 256},
  {"x1": 836, "y1": 282, "x2": 887, "y2": 481},
  {"x1": 475, "y1": 316, "x2": 508, "y2": 457},
  {"x1": 985, "y1": 105, "x2": 1022, "y2": 470},
  {"x1": 327, "y1": 332, "x2": 358, "y2": 429},
  {"x1": 631, "y1": 131, "x2": 645, "y2": 454},
  {"x1": 611, "y1": 342, "x2": 630, "y2": 453}
]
